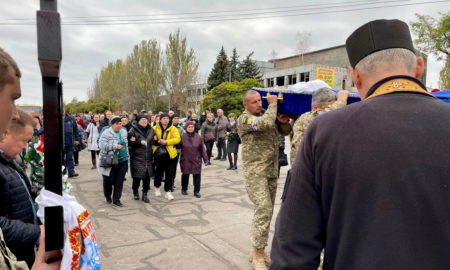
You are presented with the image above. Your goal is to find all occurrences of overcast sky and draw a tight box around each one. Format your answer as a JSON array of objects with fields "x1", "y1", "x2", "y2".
[{"x1": 1, "y1": 0, "x2": 448, "y2": 106}]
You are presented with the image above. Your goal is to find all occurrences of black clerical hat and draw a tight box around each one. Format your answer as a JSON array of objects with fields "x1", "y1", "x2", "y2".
[{"x1": 346, "y1": 19, "x2": 415, "y2": 67}]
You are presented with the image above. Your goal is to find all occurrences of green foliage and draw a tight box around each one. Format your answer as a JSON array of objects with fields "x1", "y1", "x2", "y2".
[
  {"x1": 65, "y1": 99, "x2": 109, "y2": 114},
  {"x1": 229, "y1": 48, "x2": 240, "y2": 82},
  {"x1": 411, "y1": 12, "x2": 450, "y2": 88},
  {"x1": 201, "y1": 78, "x2": 263, "y2": 116},
  {"x1": 208, "y1": 46, "x2": 229, "y2": 90},
  {"x1": 239, "y1": 51, "x2": 262, "y2": 80}
]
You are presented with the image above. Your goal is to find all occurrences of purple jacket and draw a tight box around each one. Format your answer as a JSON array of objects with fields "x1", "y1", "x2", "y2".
[{"x1": 180, "y1": 132, "x2": 208, "y2": 174}]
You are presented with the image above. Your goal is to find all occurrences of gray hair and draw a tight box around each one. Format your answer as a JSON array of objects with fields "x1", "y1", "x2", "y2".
[
  {"x1": 355, "y1": 48, "x2": 417, "y2": 75},
  {"x1": 312, "y1": 88, "x2": 337, "y2": 106},
  {"x1": 243, "y1": 90, "x2": 260, "y2": 103}
]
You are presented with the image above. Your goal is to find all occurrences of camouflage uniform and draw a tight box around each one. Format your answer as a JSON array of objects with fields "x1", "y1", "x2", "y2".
[
  {"x1": 237, "y1": 103, "x2": 291, "y2": 249},
  {"x1": 290, "y1": 98, "x2": 347, "y2": 164}
]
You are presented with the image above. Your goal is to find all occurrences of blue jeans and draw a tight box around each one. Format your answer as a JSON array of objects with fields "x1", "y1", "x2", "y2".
[{"x1": 64, "y1": 145, "x2": 75, "y2": 175}]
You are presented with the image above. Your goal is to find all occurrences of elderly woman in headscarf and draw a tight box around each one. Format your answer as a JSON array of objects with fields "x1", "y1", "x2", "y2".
[
  {"x1": 128, "y1": 114, "x2": 155, "y2": 203},
  {"x1": 180, "y1": 121, "x2": 209, "y2": 198}
]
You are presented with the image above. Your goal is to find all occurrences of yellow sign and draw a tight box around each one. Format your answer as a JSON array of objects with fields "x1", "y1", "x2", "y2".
[{"x1": 316, "y1": 67, "x2": 335, "y2": 88}]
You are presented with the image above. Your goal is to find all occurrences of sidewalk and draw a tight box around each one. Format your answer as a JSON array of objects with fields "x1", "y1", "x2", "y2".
[{"x1": 70, "y1": 148, "x2": 289, "y2": 270}]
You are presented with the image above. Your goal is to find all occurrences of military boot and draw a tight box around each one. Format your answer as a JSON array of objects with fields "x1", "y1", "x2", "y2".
[{"x1": 249, "y1": 248, "x2": 269, "y2": 270}]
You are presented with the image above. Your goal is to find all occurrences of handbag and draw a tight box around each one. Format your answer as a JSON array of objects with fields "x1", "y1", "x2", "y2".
[
  {"x1": 154, "y1": 145, "x2": 168, "y2": 157},
  {"x1": 99, "y1": 150, "x2": 119, "y2": 167},
  {"x1": 204, "y1": 133, "x2": 215, "y2": 143},
  {"x1": 154, "y1": 129, "x2": 169, "y2": 157},
  {"x1": 279, "y1": 152, "x2": 288, "y2": 167}
]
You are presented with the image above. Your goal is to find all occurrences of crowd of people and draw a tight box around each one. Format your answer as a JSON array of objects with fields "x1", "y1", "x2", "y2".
[
  {"x1": 65, "y1": 108, "x2": 242, "y2": 207},
  {"x1": 1, "y1": 18, "x2": 450, "y2": 270}
]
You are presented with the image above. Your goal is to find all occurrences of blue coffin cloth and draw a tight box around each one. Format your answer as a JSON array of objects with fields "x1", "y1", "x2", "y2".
[
  {"x1": 254, "y1": 88, "x2": 450, "y2": 116},
  {"x1": 432, "y1": 90, "x2": 450, "y2": 103},
  {"x1": 253, "y1": 88, "x2": 361, "y2": 116}
]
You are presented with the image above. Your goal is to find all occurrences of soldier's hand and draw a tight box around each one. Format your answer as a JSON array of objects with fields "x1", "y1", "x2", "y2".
[
  {"x1": 337, "y1": 90, "x2": 349, "y2": 100},
  {"x1": 74, "y1": 141, "x2": 80, "y2": 145},
  {"x1": 276, "y1": 114, "x2": 290, "y2": 124},
  {"x1": 130, "y1": 136, "x2": 136, "y2": 142},
  {"x1": 117, "y1": 144, "x2": 123, "y2": 150},
  {"x1": 266, "y1": 94, "x2": 278, "y2": 105}
]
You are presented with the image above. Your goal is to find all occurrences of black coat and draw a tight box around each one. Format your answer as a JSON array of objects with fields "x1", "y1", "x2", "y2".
[
  {"x1": 128, "y1": 123, "x2": 155, "y2": 179},
  {"x1": 0, "y1": 153, "x2": 39, "y2": 267},
  {"x1": 271, "y1": 79, "x2": 450, "y2": 270}
]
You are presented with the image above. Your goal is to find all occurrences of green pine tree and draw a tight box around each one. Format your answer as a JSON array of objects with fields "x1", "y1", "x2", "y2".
[
  {"x1": 229, "y1": 48, "x2": 240, "y2": 82},
  {"x1": 239, "y1": 51, "x2": 262, "y2": 80},
  {"x1": 208, "y1": 46, "x2": 229, "y2": 90}
]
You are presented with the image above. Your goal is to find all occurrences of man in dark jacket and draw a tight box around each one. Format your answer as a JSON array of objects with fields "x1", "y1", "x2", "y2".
[
  {"x1": 63, "y1": 112, "x2": 80, "y2": 177},
  {"x1": 0, "y1": 109, "x2": 40, "y2": 267},
  {"x1": 270, "y1": 19, "x2": 450, "y2": 270}
]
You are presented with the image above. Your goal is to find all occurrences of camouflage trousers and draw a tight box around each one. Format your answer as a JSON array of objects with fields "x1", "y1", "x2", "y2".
[{"x1": 244, "y1": 176, "x2": 277, "y2": 249}]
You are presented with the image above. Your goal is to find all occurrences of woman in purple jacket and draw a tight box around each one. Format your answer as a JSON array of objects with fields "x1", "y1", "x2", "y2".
[{"x1": 180, "y1": 121, "x2": 209, "y2": 198}]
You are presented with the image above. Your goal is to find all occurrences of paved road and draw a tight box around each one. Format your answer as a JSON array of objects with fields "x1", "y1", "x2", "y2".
[{"x1": 70, "y1": 147, "x2": 289, "y2": 270}]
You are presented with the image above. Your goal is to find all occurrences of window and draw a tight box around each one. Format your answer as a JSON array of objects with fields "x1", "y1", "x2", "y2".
[
  {"x1": 288, "y1": 74, "x2": 297, "y2": 85},
  {"x1": 267, "y1": 78, "x2": 274, "y2": 87},
  {"x1": 300, "y1": 72, "x2": 310, "y2": 82},
  {"x1": 276, "y1": 76, "x2": 285, "y2": 86},
  {"x1": 342, "y1": 79, "x2": 346, "y2": 89}
]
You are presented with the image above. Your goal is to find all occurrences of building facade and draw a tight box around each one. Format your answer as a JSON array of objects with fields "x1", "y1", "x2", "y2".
[{"x1": 260, "y1": 45, "x2": 427, "y2": 90}]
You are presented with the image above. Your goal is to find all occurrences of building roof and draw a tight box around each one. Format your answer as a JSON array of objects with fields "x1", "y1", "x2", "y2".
[{"x1": 269, "y1": 45, "x2": 345, "y2": 62}]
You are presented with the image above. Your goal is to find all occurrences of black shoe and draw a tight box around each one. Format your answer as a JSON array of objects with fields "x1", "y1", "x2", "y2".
[
  {"x1": 181, "y1": 190, "x2": 188, "y2": 195},
  {"x1": 68, "y1": 173, "x2": 79, "y2": 178},
  {"x1": 233, "y1": 165, "x2": 238, "y2": 170},
  {"x1": 213, "y1": 157, "x2": 221, "y2": 160},
  {"x1": 106, "y1": 198, "x2": 112, "y2": 204},
  {"x1": 220, "y1": 158, "x2": 226, "y2": 161},
  {"x1": 142, "y1": 193, "x2": 150, "y2": 203},
  {"x1": 133, "y1": 193, "x2": 140, "y2": 200},
  {"x1": 74, "y1": 163, "x2": 79, "y2": 166},
  {"x1": 194, "y1": 193, "x2": 201, "y2": 198},
  {"x1": 113, "y1": 201, "x2": 123, "y2": 207},
  {"x1": 227, "y1": 165, "x2": 234, "y2": 170},
  {"x1": 207, "y1": 161, "x2": 211, "y2": 165}
]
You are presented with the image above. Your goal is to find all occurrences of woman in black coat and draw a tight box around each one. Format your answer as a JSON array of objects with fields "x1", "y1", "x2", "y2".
[
  {"x1": 128, "y1": 115, "x2": 155, "y2": 203},
  {"x1": 225, "y1": 113, "x2": 240, "y2": 170}
]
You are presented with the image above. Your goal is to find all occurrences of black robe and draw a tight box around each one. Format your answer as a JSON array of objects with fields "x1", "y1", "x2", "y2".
[{"x1": 271, "y1": 78, "x2": 450, "y2": 270}]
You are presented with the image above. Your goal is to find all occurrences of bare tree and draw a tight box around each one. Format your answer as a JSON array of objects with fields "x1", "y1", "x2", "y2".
[
  {"x1": 165, "y1": 29, "x2": 199, "y2": 113},
  {"x1": 294, "y1": 31, "x2": 312, "y2": 64}
]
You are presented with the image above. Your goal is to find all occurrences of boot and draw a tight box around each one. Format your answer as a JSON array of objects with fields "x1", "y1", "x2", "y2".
[
  {"x1": 227, "y1": 162, "x2": 234, "y2": 170},
  {"x1": 133, "y1": 192, "x2": 140, "y2": 200},
  {"x1": 249, "y1": 248, "x2": 270, "y2": 269},
  {"x1": 233, "y1": 164, "x2": 238, "y2": 170},
  {"x1": 142, "y1": 192, "x2": 149, "y2": 203}
]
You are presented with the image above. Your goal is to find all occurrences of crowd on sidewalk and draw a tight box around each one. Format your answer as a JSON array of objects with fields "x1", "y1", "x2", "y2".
[{"x1": 66, "y1": 108, "x2": 242, "y2": 207}]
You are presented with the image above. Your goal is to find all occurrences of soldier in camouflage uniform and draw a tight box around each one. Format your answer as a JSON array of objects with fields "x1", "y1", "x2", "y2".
[
  {"x1": 290, "y1": 88, "x2": 349, "y2": 164},
  {"x1": 237, "y1": 90, "x2": 291, "y2": 270}
]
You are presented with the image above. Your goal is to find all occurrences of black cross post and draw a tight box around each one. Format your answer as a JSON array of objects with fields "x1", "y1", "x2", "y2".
[{"x1": 37, "y1": 0, "x2": 64, "y2": 251}]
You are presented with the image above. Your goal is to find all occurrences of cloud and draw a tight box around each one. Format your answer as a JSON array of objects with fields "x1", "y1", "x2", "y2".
[{"x1": 0, "y1": 0, "x2": 447, "y2": 106}]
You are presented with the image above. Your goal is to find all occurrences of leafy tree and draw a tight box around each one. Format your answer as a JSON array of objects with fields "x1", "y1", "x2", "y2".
[
  {"x1": 229, "y1": 48, "x2": 240, "y2": 82},
  {"x1": 411, "y1": 12, "x2": 450, "y2": 88},
  {"x1": 165, "y1": 29, "x2": 199, "y2": 113},
  {"x1": 239, "y1": 52, "x2": 262, "y2": 80},
  {"x1": 201, "y1": 78, "x2": 263, "y2": 116},
  {"x1": 208, "y1": 46, "x2": 229, "y2": 90}
]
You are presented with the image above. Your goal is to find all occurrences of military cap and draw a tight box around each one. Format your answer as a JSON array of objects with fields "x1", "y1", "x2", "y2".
[{"x1": 346, "y1": 19, "x2": 415, "y2": 67}]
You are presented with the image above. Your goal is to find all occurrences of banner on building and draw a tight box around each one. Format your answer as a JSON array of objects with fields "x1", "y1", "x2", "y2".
[{"x1": 316, "y1": 67, "x2": 335, "y2": 88}]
